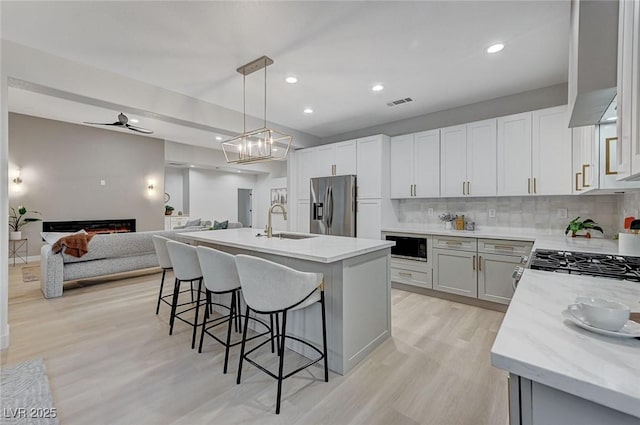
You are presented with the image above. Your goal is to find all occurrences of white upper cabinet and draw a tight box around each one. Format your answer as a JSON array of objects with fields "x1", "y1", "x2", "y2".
[
  {"x1": 390, "y1": 130, "x2": 440, "y2": 198},
  {"x1": 498, "y1": 107, "x2": 571, "y2": 196},
  {"x1": 497, "y1": 112, "x2": 532, "y2": 196},
  {"x1": 467, "y1": 119, "x2": 497, "y2": 196},
  {"x1": 616, "y1": 0, "x2": 640, "y2": 180},
  {"x1": 572, "y1": 125, "x2": 597, "y2": 194},
  {"x1": 390, "y1": 134, "x2": 416, "y2": 198},
  {"x1": 532, "y1": 105, "x2": 572, "y2": 195},
  {"x1": 440, "y1": 124, "x2": 467, "y2": 197},
  {"x1": 312, "y1": 144, "x2": 336, "y2": 178},
  {"x1": 333, "y1": 140, "x2": 358, "y2": 176},
  {"x1": 414, "y1": 130, "x2": 440, "y2": 197},
  {"x1": 356, "y1": 135, "x2": 387, "y2": 199},
  {"x1": 441, "y1": 120, "x2": 497, "y2": 197}
]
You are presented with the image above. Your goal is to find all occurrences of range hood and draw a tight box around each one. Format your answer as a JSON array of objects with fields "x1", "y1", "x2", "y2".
[{"x1": 568, "y1": 0, "x2": 619, "y2": 127}]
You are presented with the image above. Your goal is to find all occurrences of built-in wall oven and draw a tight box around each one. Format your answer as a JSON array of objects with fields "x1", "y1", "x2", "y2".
[{"x1": 385, "y1": 235, "x2": 427, "y2": 262}]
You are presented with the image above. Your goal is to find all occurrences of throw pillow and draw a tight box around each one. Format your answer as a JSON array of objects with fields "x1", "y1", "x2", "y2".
[
  {"x1": 213, "y1": 220, "x2": 229, "y2": 230},
  {"x1": 184, "y1": 218, "x2": 201, "y2": 227}
]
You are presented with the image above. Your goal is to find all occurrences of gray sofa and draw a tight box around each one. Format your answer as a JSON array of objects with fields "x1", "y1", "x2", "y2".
[{"x1": 40, "y1": 229, "x2": 201, "y2": 298}]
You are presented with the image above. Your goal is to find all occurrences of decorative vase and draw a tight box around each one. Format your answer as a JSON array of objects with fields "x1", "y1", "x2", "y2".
[
  {"x1": 9, "y1": 231, "x2": 22, "y2": 240},
  {"x1": 445, "y1": 221, "x2": 452, "y2": 230}
]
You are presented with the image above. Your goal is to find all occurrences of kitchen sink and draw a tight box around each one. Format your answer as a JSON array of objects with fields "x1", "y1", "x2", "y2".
[{"x1": 271, "y1": 233, "x2": 317, "y2": 240}]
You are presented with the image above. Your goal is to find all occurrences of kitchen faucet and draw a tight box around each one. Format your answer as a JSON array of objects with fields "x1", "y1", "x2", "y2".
[{"x1": 266, "y1": 203, "x2": 287, "y2": 238}]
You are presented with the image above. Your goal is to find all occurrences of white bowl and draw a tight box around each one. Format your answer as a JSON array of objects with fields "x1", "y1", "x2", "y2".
[{"x1": 568, "y1": 297, "x2": 630, "y2": 331}]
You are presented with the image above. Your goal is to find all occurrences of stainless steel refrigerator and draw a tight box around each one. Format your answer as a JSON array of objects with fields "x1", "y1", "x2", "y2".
[{"x1": 310, "y1": 175, "x2": 357, "y2": 237}]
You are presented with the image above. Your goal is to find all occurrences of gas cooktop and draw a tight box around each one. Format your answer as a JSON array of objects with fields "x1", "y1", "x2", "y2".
[{"x1": 530, "y1": 250, "x2": 640, "y2": 282}]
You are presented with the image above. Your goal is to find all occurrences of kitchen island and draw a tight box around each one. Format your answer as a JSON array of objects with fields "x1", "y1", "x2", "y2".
[
  {"x1": 179, "y1": 228, "x2": 394, "y2": 375},
  {"x1": 491, "y1": 269, "x2": 640, "y2": 424}
]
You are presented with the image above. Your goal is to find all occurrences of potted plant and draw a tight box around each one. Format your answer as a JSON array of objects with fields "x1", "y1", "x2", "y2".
[
  {"x1": 439, "y1": 212, "x2": 458, "y2": 230},
  {"x1": 565, "y1": 217, "x2": 604, "y2": 238},
  {"x1": 9, "y1": 205, "x2": 41, "y2": 240},
  {"x1": 164, "y1": 205, "x2": 175, "y2": 216}
]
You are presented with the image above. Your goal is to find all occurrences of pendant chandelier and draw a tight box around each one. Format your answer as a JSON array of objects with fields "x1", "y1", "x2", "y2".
[{"x1": 221, "y1": 56, "x2": 292, "y2": 164}]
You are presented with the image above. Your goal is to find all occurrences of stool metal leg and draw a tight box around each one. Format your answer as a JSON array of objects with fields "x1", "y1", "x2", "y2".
[
  {"x1": 236, "y1": 305, "x2": 251, "y2": 385},
  {"x1": 321, "y1": 291, "x2": 329, "y2": 382},
  {"x1": 275, "y1": 311, "x2": 288, "y2": 415},
  {"x1": 169, "y1": 278, "x2": 180, "y2": 335},
  {"x1": 198, "y1": 290, "x2": 211, "y2": 353},
  {"x1": 155, "y1": 269, "x2": 167, "y2": 315},
  {"x1": 191, "y1": 278, "x2": 203, "y2": 349},
  {"x1": 270, "y1": 314, "x2": 275, "y2": 353},
  {"x1": 223, "y1": 290, "x2": 236, "y2": 374}
]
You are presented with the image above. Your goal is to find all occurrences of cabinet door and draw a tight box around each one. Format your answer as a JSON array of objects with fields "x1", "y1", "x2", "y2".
[
  {"x1": 296, "y1": 200, "x2": 310, "y2": 233},
  {"x1": 440, "y1": 124, "x2": 467, "y2": 197},
  {"x1": 432, "y1": 248, "x2": 478, "y2": 297},
  {"x1": 357, "y1": 136, "x2": 382, "y2": 199},
  {"x1": 313, "y1": 145, "x2": 335, "y2": 177},
  {"x1": 572, "y1": 128, "x2": 584, "y2": 194},
  {"x1": 467, "y1": 119, "x2": 497, "y2": 196},
  {"x1": 414, "y1": 130, "x2": 440, "y2": 198},
  {"x1": 497, "y1": 112, "x2": 532, "y2": 196},
  {"x1": 356, "y1": 199, "x2": 382, "y2": 239},
  {"x1": 532, "y1": 106, "x2": 572, "y2": 195},
  {"x1": 296, "y1": 149, "x2": 315, "y2": 200},
  {"x1": 477, "y1": 253, "x2": 520, "y2": 305},
  {"x1": 572, "y1": 126, "x2": 597, "y2": 193},
  {"x1": 390, "y1": 134, "x2": 415, "y2": 198},
  {"x1": 333, "y1": 140, "x2": 357, "y2": 175}
]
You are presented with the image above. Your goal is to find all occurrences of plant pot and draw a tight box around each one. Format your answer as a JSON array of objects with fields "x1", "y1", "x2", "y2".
[
  {"x1": 9, "y1": 231, "x2": 22, "y2": 240},
  {"x1": 444, "y1": 221, "x2": 452, "y2": 230},
  {"x1": 164, "y1": 211, "x2": 172, "y2": 216}
]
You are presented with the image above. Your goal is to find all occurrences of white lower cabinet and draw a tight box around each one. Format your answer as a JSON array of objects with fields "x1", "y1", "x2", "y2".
[
  {"x1": 432, "y1": 248, "x2": 478, "y2": 297},
  {"x1": 477, "y1": 253, "x2": 521, "y2": 305},
  {"x1": 357, "y1": 199, "x2": 382, "y2": 239},
  {"x1": 390, "y1": 257, "x2": 431, "y2": 288}
]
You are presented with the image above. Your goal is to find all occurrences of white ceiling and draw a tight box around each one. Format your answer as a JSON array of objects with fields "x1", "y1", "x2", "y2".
[{"x1": 1, "y1": 1, "x2": 570, "y2": 140}]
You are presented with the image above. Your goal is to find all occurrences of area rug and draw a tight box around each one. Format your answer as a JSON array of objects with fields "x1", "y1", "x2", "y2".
[
  {"x1": 0, "y1": 359, "x2": 59, "y2": 424},
  {"x1": 21, "y1": 267, "x2": 40, "y2": 283}
]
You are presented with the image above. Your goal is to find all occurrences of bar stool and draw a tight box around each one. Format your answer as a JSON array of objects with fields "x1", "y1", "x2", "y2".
[
  {"x1": 196, "y1": 246, "x2": 271, "y2": 373},
  {"x1": 152, "y1": 235, "x2": 174, "y2": 315},
  {"x1": 235, "y1": 254, "x2": 328, "y2": 414},
  {"x1": 166, "y1": 240, "x2": 204, "y2": 349}
]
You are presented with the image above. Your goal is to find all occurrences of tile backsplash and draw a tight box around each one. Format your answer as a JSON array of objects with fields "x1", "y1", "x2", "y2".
[
  {"x1": 619, "y1": 191, "x2": 640, "y2": 229},
  {"x1": 386, "y1": 195, "x2": 620, "y2": 236}
]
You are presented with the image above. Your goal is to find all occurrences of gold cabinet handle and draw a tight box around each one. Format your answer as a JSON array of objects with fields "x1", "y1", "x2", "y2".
[
  {"x1": 494, "y1": 245, "x2": 515, "y2": 250},
  {"x1": 472, "y1": 255, "x2": 476, "y2": 271},
  {"x1": 413, "y1": 184, "x2": 416, "y2": 196},
  {"x1": 398, "y1": 271, "x2": 412, "y2": 277},
  {"x1": 478, "y1": 255, "x2": 482, "y2": 271},
  {"x1": 467, "y1": 181, "x2": 471, "y2": 195},
  {"x1": 575, "y1": 172, "x2": 582, "y2": 191},
  {"x1": 527, "y1": 178, "x2": 531, "y2": 194},
  {"x1": 533, "y1": 177, "x2": 537, "y2": 194},
  {"x1": 582, "y1": 164, "x2": 591, "y2": 188},
  {"x1": 445, "y1": 241, "x2": 462, "y2": 246}
]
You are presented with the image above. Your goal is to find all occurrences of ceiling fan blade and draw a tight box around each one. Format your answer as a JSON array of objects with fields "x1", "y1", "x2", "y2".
[
  {"x1": 84, "y1": 121, "x2": 123, "y2": 126},
  {"x1": 125, "y1": 124, "x2": 153, "y2": 134}
]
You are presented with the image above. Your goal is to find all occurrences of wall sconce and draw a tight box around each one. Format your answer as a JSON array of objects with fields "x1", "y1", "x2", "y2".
[
  {"x1": 147, "y1": 179, "x2": 155, "y2": 190},
  {"x1": 148, "y1": 182, "x2": 154, "y2": 190},
  {"x1": 12, "y1": 168, "x2": 22, "y2": 184}
]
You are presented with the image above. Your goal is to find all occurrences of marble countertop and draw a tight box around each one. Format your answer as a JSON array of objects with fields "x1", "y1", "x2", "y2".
[
  {"x1": 491, "y1": 269, "x2": 640, "y2": 418},
  {"x1": 178, "y1": 228, "x2": 394, "y2": 263}
]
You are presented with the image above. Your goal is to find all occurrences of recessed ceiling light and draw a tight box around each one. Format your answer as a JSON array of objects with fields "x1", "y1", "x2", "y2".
[
  {"x1": 130, "y1": 118, "x2": 139, "y2": 123},
  {"x1": 606, "y1": 116, "x2": 618, "y2": 121},
  {"x1": 371, "y1": 84, "x2": 384, "y2": 92},
  {"x1": 237, "y1": 170, "x2": 241, "y2": 173},
  {"x1": 215, "y1": 136, "x2": 222, "y2": 140},
  {"x1": 303, "y1": 108, "x2": 314, "y2": 114},
  {"x1": 190, "y1": 165, "x2": 195, "y2": 168},
  {"x1": 486, "y1": 43, "x2": 505, "y2": 54},
  {"x1": 273, "y1": 148, "x2": 279, "y2": 152},
  {"x1": 285, "y1": 76, "x2": 298, "y2": 84}
]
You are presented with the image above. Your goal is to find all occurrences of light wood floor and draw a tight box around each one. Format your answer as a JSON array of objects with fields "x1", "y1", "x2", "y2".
[{"x1": 2, "y1": 263, "x2": 508, "y2": 425}]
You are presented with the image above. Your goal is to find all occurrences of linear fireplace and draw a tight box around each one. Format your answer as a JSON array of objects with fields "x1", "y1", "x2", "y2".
[{"x1": 43, "y1": 219, "x2": 136, "y2": 234}]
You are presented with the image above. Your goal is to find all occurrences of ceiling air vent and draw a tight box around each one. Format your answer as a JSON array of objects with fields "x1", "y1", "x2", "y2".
[{"x1": 386, "y1": 97, "x2": 413, "y2": 107}]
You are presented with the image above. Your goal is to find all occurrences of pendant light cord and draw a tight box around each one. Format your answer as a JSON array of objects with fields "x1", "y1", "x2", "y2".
[
  {"x1": 264, "y1": 58, "x2": 267, "y2": 128},
  {"x1": 243, "y1": 73, "x2": 246, "y2": 133}
]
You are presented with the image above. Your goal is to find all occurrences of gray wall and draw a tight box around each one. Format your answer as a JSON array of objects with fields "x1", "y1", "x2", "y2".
[
  {"x1": 322, "y1": 83, "x2": 568, "y2": 143},
  {"x1": 8, "y1": 113, "x2": 165, "y2": 256}
]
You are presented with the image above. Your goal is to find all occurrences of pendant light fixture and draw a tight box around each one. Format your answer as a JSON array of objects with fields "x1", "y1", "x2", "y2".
[{"x1": 221, "y1": 56, "x2": 292, "y2": 164}]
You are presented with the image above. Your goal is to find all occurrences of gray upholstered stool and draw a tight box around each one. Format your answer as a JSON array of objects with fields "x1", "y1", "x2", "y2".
[
  {"x1": 166, "y1": 240, "x2": 204, "y2": 349},
  {"x1": 235, "y1": 254, "x2": 328, "y2": 414},
  {"x1": 196, "y1": 246, "x2": 271, "y2": 373},
  {"x1": 152, "y1": 235, "x2": 174, "y2": 315}
]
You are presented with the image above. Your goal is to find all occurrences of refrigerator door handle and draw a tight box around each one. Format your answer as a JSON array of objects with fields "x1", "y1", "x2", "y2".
[{"x1": 327, "y1": 186, "x2": 334, "y2": 231}]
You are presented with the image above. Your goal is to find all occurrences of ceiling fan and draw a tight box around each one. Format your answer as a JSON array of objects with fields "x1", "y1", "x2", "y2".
[{"x1": 84, "y1": 112, "x2": 153, "y2": 134}]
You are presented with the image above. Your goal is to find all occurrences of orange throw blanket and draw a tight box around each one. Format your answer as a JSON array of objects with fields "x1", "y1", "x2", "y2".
[{"x1": 52, "y1": 233, "x2": 95, "y2": 258}]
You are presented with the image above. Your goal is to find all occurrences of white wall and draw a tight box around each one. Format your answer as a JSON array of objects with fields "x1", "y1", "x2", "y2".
[{"x1": 187, "y1": 169, "x2": 258, "y2": 225}]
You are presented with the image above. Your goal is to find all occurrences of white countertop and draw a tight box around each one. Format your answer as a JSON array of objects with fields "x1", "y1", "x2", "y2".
[
  {"x1": 491, "y1": 270, "x2": 640, "y2": 418},
  {"x1": 178, "y1": 228, "x2": 394, "y2": 263}
]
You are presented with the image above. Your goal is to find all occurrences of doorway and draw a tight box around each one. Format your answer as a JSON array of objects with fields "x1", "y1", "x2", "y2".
[{"x1": 237, "y1": 189, "x2": 252, "y2": 228}]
